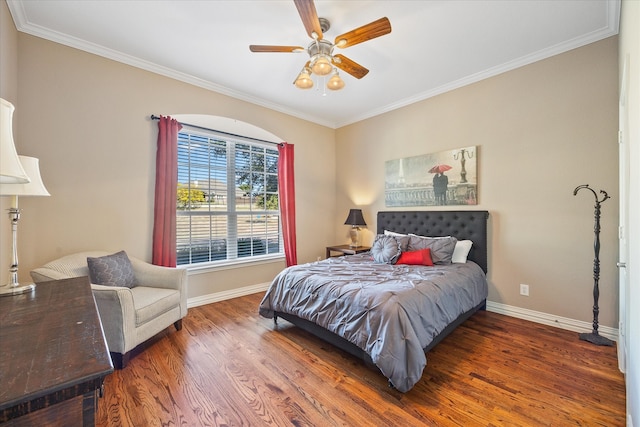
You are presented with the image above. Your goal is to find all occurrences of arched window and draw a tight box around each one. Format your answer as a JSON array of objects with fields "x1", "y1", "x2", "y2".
[{"x1": 174, "y1": 116, "x2": 284, "y2": 267}]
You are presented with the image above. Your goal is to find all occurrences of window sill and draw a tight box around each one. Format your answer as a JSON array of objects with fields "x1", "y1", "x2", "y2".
[{"x1": 183, "y1": 254, "x2": 285, "y2": 275}]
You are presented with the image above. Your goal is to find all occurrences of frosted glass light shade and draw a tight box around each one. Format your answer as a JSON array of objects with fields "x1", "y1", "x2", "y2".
[
  {"x1": 311, "y1": 56, "x2": 332, "y2": 76},
  {"x1": 0, "y1": 99, "x2": 30, "y2": 184},
  {"x1": 294, "y1": 68, "x2": 314, "y2": 89},
  {"x1": 327, "y1": 72, "x2": 345, "y2": 91}
]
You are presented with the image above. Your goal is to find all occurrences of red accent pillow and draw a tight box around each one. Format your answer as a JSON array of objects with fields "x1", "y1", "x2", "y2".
[{"x1": 396, "y1": 248, "x2": 433, "y2": 266}]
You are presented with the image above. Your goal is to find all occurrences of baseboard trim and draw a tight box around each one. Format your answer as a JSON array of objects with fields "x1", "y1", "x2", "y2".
[
  {"x1": 486, "y1": 301, "x2": 618, "y2": 341},
  {"x1": 187, "y1": 282, "x2": 271, "y2": 308},
  {"x1": 188, "y1": 287, "x2": 619, "y2": 342}
]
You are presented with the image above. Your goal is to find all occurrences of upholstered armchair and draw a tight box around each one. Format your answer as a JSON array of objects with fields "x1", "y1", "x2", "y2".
[{"x1": 31, "y1": 251, "x2": 187, "y2": 368}]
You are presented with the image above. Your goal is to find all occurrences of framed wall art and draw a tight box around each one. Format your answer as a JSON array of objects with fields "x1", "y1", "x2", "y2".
[{"x1": 385, "y1": 146, "x2": 477, "y2": 207}]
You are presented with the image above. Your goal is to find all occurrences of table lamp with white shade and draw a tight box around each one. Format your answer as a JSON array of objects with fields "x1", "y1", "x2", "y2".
[{"x1": 0, "y1": 98, "x2": 50, "y2": 296}]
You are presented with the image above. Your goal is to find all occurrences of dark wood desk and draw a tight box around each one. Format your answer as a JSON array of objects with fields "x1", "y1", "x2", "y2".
[
  {"x1": 325, "y1": 244, "x2": 371, "y2": 258},
  {"x1": 0, "y1": 276, "x2": 113, "y2": 426}
]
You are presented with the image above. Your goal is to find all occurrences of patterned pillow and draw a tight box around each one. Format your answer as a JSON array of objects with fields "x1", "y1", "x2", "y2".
[
  {"x1": 370, "y1": 235, "x2": 402, "y2": 264},
  {"x1": 87, "y1": 250, "x2": 138, "y2": 288},
  {"x1": 407, "y1": 235, "x2": 457, "y2": 264}
]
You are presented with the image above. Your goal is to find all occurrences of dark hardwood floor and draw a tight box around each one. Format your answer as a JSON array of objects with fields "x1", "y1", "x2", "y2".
[{"x1": 96, "y1": 292, "x2": 626, "y2": 426}]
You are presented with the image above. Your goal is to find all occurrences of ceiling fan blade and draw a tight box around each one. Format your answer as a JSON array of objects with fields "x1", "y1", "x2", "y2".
[
  {"x1": 294, "y1": 0, "x2": 323, "y2": 40},
  {"x1": 249, "y1": 45, "x2": 305, "y2": 53},
  {"x1": 333, "y1": 54, "x2": 369, "y2": 79},
  {"x1": 334, "y1": 17, "x2": 391, "y2": 48}
]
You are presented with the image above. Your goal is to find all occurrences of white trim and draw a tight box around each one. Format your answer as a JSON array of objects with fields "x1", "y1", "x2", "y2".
[
  {"x1": 7, "y1": 0, "x2": 620, "y2": 130},
  {"x1": 185, "y1": 255, "x2": 284, "y2": 276},
  {"x1": 188, "y1": 287, "x2": 619, "y2": 344},
  {"x1": 187, "y1": 282, "x2": 270, "y2": 308},
  {"x1": 340, "y1": 17, "x2": 621, "y2": 128},
  {"x1": 6, "y1": 0, "x2": 335, "y2": 128},
  {"x1": 486, "y1": 301, "x2": 619, "y2": 341}
]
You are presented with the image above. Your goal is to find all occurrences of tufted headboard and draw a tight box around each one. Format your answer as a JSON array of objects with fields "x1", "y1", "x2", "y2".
[{"x1": 377, "y1": 210, "x2": 490, "y2": 273}]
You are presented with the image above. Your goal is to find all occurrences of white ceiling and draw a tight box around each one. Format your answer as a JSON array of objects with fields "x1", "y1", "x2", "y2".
[{"x1": 7, "y1": 0, "x2": 620, "y2": 129}]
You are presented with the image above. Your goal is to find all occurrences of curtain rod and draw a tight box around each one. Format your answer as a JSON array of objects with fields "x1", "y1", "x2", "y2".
[{"x1": 150, "y1": 115, "x2": 281, "y2": 146}]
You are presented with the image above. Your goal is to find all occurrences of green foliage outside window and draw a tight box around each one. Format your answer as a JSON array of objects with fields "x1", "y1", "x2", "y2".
[
  {"x1": 177, "y1": 184, "x2": 206, "y2": 210},
  {"x1": 254, "y1": 194, "x2": 279, "y2": 210},
  {"x1": 235, "y1": 144, "x2": 279, "y2": 211}
]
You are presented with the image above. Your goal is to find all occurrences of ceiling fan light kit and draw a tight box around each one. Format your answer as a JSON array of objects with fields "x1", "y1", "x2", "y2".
[{"x1": 250, "y1": 0, "x2": 391, "y2": 93}]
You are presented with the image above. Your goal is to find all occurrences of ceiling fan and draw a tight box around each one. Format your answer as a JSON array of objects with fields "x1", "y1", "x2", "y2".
[{"x1": 249, "y1": 0, "x2": 391, "y2": 91}]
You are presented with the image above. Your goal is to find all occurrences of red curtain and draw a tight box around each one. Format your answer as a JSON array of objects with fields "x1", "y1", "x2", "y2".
[
  {"x1": 152, "y1": 116, "x2": 182, "y2": 267},
  {"x1": 278, "y1": 143, "x2": 297, "y2": 266}
]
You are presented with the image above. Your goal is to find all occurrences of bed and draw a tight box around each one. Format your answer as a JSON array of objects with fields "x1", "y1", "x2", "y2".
[{"x1": 259, "y1": 210, "x2": 489, "y2": 392}]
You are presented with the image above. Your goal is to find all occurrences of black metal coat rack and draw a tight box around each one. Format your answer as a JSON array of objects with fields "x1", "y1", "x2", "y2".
[{"x1": 573, "y1": 184, "x2": 614, "y2": 346}]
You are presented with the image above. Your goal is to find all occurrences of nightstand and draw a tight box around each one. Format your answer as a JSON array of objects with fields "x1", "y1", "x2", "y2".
[{"x1": 326, "y1": 244, "x2": 371, "y2": 258}]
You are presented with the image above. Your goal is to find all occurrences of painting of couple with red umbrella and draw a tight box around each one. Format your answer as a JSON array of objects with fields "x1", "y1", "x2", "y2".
[{"x1": 385, "y1": 146, "x2": 477, "y2": 207}]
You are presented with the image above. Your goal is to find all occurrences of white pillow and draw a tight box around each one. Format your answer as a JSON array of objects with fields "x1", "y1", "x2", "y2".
[
  {"x1": 384, "y1": 230, "x2": 406, "y2": 237},
  {"x1": 452, "y1": 240, "x2": 473, "y2": 263}
]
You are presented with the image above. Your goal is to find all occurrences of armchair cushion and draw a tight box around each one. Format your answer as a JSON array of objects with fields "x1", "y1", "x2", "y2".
[
  {"x1": 87, "y1": 250, "x2": 138, "y2": 288},
  {"x1": 132, "y1": 286, "x2": 181, "y2": 326}
]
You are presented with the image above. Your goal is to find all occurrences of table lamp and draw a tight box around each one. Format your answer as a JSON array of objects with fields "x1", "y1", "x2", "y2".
[
  {"x1": 0, "y1": 99, "x2": 50, "y2": 296},
  {"x1": 344, "y1": 209, "x2": 367, "y2": 248}
]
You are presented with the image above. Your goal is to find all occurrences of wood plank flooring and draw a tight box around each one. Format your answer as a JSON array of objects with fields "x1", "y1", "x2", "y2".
[{"x1": 96, "y1": 292, "x2": 626, "y2": 426}]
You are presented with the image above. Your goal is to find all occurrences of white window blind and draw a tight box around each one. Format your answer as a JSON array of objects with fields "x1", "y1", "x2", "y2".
[{"x1": 176, "y1": 128, "x2": 282, "y2": 266}]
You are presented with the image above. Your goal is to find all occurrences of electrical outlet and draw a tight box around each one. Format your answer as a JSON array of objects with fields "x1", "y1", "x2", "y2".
[{"x1": 520, "y1": 284, "x2": 529, "y2": 296}]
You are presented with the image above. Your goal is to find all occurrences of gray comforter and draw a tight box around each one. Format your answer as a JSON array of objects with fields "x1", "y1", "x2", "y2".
[{"x1": 259, "y1": 253, "x2": 488, "y2": 392}]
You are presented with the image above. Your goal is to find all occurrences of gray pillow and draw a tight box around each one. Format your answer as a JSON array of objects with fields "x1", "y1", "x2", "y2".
[
  {"x1": 87, "y1": 250, "x2": 138, "y2": 288},
  {"x1": 407, "y1": 235, "x2": 457, "y2": 264},
  {"x1": 370, "y1": 235, "x2": 402, "y2": 264},
  {"x1": 383, "y1": 230, "x2": 410, "y2": 251}
]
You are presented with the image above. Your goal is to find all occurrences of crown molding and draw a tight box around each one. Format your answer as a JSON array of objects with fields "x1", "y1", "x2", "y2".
[
  {"x1": 336, "y1": 0, "x2": 620, "y2": 128},
  {"x1": 6, "y1": 1, "x2": 336, "y2": 128},
  {"x1": 8, "y1": 0, "x2": 620, "y2": 130}
]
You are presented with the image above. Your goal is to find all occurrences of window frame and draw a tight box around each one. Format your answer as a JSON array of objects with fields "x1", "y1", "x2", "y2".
[{"x1": 176, "y1": 126, "x2": 284, "y2": 271}]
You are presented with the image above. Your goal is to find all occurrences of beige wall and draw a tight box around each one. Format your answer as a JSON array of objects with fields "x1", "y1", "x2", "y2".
[
  {"x1": 336, "y1": 37, "x2": 619, "y2": 328},
  {"x1": 6, "y1": 30, "x2": 336, "y2": 298},
  {"x1": 0, "y1": 0, "x2": 16, "y2": 102}
]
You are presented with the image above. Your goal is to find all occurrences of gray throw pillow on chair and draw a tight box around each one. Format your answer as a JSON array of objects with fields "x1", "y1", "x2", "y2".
[{"x1": 87, "y1": 250, "x2": 138, "y2": 288}]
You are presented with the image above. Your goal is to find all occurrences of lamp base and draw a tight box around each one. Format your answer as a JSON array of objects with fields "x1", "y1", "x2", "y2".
[
  {"x1": 0, "y1": 282, "x2": 36, "y2": 297},
  {"x1": 579, "y1": 332, "x2": 614, "y2": 346},
  {"x1": 349, "y1": 227, "x2": 360, "y2": 248}
]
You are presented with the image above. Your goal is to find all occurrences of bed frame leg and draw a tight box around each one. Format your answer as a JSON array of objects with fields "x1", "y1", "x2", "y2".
[{"x1": 273, "y1": 313, "x2": 278, "y2": 326}]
